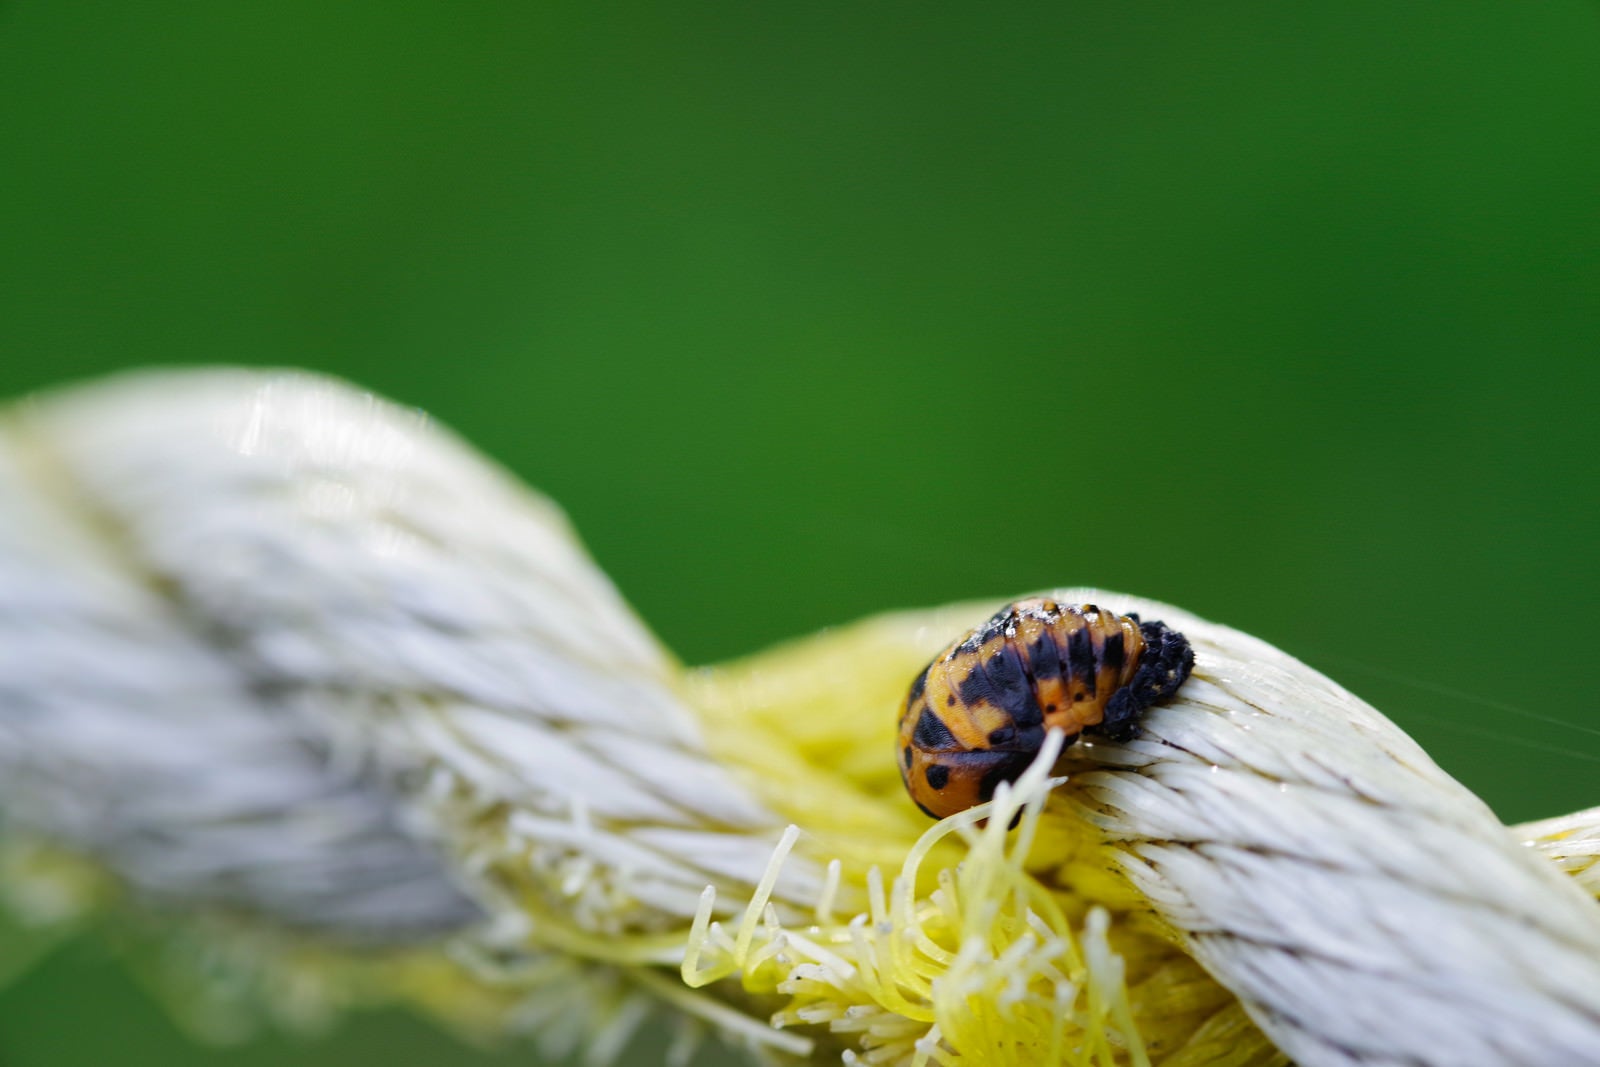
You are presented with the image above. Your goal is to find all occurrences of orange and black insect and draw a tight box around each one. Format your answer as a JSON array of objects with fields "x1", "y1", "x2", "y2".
[{"x1": 897, "y1": 598, "x2": 1193, "y2": 820}]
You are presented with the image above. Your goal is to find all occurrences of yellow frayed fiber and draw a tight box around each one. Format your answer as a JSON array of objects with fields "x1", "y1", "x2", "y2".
[
  {"x1": 682, "y1": 731, "x2": 1146, "y2": 1066},
  {"x1": 681, "y1": 609, "x2": 1285, "y2": 1066}
]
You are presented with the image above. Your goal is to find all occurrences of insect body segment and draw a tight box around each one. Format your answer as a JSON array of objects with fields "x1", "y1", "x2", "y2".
[{"x1": 897, "y1": 598, "x2": 1194, "y2": 820}]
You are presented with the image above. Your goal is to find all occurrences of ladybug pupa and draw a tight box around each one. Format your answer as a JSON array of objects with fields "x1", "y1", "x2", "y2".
[{"x1": 897, "y1": 598, "x2": 1194, "y2": 820}]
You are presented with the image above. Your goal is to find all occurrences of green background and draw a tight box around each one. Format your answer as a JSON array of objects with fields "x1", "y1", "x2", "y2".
[{"x1": 3, "y1": 2, "x2": 1599, "y2": 1064}]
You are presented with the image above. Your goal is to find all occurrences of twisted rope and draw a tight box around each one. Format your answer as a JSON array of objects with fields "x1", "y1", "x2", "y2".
[
  {"x1": 1065, "y1": 598, "x2": 1600, "y2": 1066},
  {"x1": 1, "y1": 369, "x2": 1596, "y2": 1066}
]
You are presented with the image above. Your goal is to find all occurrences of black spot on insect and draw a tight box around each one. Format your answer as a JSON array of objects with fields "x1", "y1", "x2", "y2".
[
  {"x1": 976, "y1": 750, "x2": 1037, "y2": 803},
  {"x1": 984, "y1": 646, "x2": 1031, "y2": 704},
  {"x1": 988, "y1": 726, "x2": 1015, "y2": 745},
  {"x1": 908, "y1": 665, "x2": 930, "y2": 703},
  {"x1": 955, "y1": 665, "x2": 991, "y2": 706},
  {"x1": 913, "y1": 707, "x2": 958, "y2": 749},
  {"x1": 903, "y1": 745, "x2": 913, "y2": 769},
  {"x1": 1102, "y1": 632, "x2": 1125, "y2": 671},
  {"x1": 1029, "y1": 634, "x2": 1063, "y2": 683},
  {"x1": 946, "y1": 694, "x2": 955, "y2": 706},
  {"x1": 983, "y1": 604, "x2": 1019, "y2": 634},
  {"x1": 1066, "y1": 625, "x2": 1097, "y2": 694},
  {"x1": 955, "y1": 617, "x2": 1004, "y2": 656},
  {"x1": 957, "y1": 646, "x2": 1042, "y2": 728},
  {"x1": 955, "y1": 605, "x2": 1018, "y2": 656},
  {"x1": 925, "y1": 764, "x2": 950, "y2": 791}
]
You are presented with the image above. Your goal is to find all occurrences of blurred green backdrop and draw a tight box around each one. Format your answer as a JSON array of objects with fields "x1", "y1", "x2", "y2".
[{"x1": 3, "y1": 2, "x2": 1599, "y2": 1064}]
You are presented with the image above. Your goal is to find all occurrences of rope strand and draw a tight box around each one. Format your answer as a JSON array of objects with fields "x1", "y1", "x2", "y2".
[{"x1": 3, "y1": 368, "x2": 1598, "y2": 1067}]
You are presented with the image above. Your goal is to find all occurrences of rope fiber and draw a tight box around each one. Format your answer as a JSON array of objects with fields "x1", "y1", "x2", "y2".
[{"x1": 2, "y1": 368, "x2": 1598, "y2": 1067}]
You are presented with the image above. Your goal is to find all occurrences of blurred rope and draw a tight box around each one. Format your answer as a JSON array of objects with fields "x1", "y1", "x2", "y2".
[{"x1": 1, "y1": 369, "x2": 1598, "y2": 1066}]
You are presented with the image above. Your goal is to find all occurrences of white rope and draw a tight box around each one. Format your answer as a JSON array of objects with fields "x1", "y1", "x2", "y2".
[
  {"x1": 2, "y1": 368, "x2": 1598, "y2": 1067},
  {"x1": 0, "y1": 391, "x2": 478, "y2": 938},
  {"x1": 0, "y1": 369, "x2": 809, "y2": 944},
  {"x1": 1062, "y1": 593, "x2": 1600, "y2": 1067}
]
